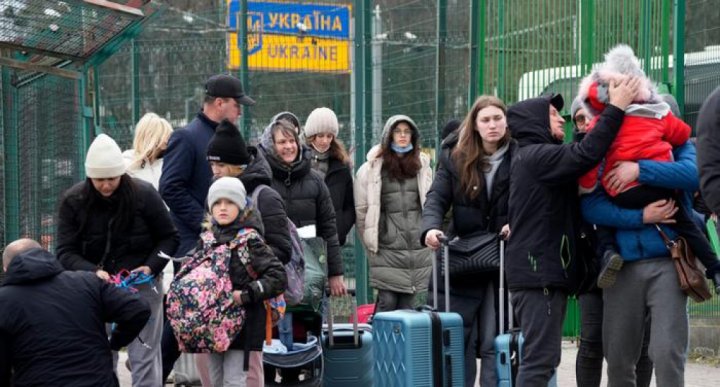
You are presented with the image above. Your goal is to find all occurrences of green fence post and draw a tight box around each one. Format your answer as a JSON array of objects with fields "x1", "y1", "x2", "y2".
[
  {"x1": 468, "y1": 0, "x2": 485, "y2": 105},
  {"x1": 238, "y1": 0, "x2": 251, "y2": 139},
  {"x1": 673, "y1": 0, "x2": 685, "y2": 116},
  {"x1": 435, "y1": 0, "x2": 447, "y2": 155},
  {"x1": 2, "y1": 67, "x2": 20, "y2": 243},
  {"x1": 353, "y1": 0, "x2": 371, "y2": 305},
  {"x1": 131, "y1": 38, "x2": 141, "y2": 126}
]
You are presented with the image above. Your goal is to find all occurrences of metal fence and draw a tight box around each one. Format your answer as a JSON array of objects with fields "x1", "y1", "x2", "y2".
[{"x1": 3, "y1": 0, "x2": 720, "y2": 315}]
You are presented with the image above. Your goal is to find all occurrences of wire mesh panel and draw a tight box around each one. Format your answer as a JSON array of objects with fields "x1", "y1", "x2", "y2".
[
  {"x1": 6, "y1": 74, "x2": 82, "y2": 251},
  {"x1": 483, "y1": 0, "x2": 674, "y2": 112},
  {"x1": 682, "y1": 0, "x2": 720, "y2": 128},
  {"x1": 0, "y1": 0, "x2": 145, "y2": 60}
]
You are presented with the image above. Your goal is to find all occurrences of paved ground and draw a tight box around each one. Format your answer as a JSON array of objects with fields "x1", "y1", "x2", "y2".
[{"x1": 118, "y1": 340, "x2": 720, "y2": 386}]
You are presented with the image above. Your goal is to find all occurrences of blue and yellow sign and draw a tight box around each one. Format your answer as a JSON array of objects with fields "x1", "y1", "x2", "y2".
[{"x1": 227, "y1": 1, "x2": 351, "y2": 73}]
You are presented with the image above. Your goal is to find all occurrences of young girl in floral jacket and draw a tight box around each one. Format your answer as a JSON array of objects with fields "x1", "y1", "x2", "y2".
[{"x1": 201, "y1": 176, "x2": 286, "y2": 386}]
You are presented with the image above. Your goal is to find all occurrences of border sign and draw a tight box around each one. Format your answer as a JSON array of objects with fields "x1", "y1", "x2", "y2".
[{"x1": 227, "y1": 1, "x2": 351, "y2": 73}]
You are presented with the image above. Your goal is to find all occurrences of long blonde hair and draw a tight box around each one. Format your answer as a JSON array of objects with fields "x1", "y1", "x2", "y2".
[
  {"x1": 130, "y1": 113, "x2": 173, "y2": 169},
  {"x1": 452, "y1": 95, "x2": 509, "y2": 200}
]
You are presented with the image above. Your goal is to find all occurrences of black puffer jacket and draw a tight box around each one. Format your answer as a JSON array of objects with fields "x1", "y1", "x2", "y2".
[
  {"x1": 0, "y1": 248, "x2": 150, "y2": 387},
  {"x1": 506, "y1": 95, "x2": 624, "y2": 292},
  {"x1": 56, "y1": 178, "x2": 179, "y2": 275},
  {"x1": 325, "y1": 158, "x2": 355, "y2": 246},
  {"x1": 204, "y1": 215, "x2": 287, "y2": 351},
  {"x1": 266, "y1": 153, "x2": 343, "y2": 277},
  {"x1": 697, "y1": 86, "x2": 720, "y2": 214},
  {"x1": 240, "y1": 147, "x2": 293, "y2": 264},
  {"x1": 421, "y1": 132, "x2": 515, "y2": 287}
]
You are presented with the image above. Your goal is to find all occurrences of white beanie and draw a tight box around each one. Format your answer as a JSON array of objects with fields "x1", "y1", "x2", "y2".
[
  {"x1": 207, "y1": 177, "x2": 247, "y2": 210},
  {"x1": 304, "y1": 107, "x2": 339, "y2": 138},
  {"x1": 85, "y1": 133, "x2": 126, "y2": 178}
]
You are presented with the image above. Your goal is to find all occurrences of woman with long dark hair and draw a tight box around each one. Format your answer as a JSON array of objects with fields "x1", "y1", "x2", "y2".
[
  {"x1": 421, "y1": 96, "x2": 515, "y2": 387},
  {"x1": 355, "y1": 115, "x2": 434, "y2": 312},
  {"x1": 56, "y1": 133, "x2": 178, "y2": 387}
]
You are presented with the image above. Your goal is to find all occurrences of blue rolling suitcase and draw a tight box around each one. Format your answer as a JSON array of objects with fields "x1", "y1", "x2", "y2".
[
  {"x1": 322, "y1": 295, "x2": 374, "y2": 387},
  {"x1": 373, "y1": 238, "x2": 464, "y2": 387},
  {"x1": 495, "y1": 240, "x2": 557, "y2": 387}
]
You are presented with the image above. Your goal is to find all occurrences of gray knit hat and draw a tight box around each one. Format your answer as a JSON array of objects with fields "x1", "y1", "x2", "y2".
[
  {"x1": 85, "y1": 133, "x2": 126, "y2": 178},
  {"x1": 304, "y1": 107, "x2": 339, "y2": 138},
  {"x1": 207, "y1": 177, "x2": 247, "y2": 210},
  {"x1": 570, "y1": 96, "x2": 585, "y2": 119}
]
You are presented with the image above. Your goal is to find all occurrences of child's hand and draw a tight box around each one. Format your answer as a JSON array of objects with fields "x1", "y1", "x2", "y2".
[{"x1": 605, "y1": 161, "x2": 640, "y2": 193}]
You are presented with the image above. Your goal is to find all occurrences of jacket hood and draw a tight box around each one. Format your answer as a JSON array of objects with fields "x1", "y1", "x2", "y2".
[
  {"x1": 441, "y1": 129, "x2": 460, "y2": 149},
  {"x1": 240, "y1": 146, "x2": 272, "y2": 192},
  {"x1": 381, "y1": 115, "x2": 420, "y2": 148},
  {"x1": 259, "y1": 114, "x2": 304, "y2": 163},
  {"x1": 508, "y1": 95, "x2": 563, "y2": 147},
  {"x1": 2, "y1": 248, "x2": 64, "y2": 286}
]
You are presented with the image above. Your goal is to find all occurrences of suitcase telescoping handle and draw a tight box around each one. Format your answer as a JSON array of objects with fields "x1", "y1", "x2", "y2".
[
  {"x1": 326, "y1": 289, "x2": 358, "y2": 348},
  {"x1": 498, "y1": 239, "x2": 512, "y2": 332},
  {"x1": 436, "y1": 235, "x2": 452, "y2": 313}
]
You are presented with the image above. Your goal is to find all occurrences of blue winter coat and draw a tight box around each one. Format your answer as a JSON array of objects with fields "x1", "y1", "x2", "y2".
[
  {"x1": 160, "y1": 112, "x2": 218, "y2": 255},
  {"x1": 581, "y1": 141, "x2": 697, "y2": 260}
]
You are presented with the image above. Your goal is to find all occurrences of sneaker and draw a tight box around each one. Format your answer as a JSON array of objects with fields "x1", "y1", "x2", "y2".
[{"x1": 597, "y1": 250, "x2": 624, "y2": 289}]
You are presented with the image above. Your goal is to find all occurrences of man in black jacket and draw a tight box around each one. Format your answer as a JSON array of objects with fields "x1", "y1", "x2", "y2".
[
  {"x1": 0, "y1": 239, "x2": 150, "y2": 387},
  {"x1": 698, "y1": 86, "x2": 720, "y2": 217},
  {"x1": 505, "y1": 78, "x2": 639, "y2": 386}
]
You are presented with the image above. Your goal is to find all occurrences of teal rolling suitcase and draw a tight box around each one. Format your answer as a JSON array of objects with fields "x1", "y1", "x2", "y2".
[{"x1": 373, "y1": 237, "x2": 464, "y2": 387}]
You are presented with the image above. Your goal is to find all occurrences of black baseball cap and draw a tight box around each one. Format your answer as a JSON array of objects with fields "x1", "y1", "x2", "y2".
[{"x1": 204, "y1": 74, "x2": 256, "y2": 106}]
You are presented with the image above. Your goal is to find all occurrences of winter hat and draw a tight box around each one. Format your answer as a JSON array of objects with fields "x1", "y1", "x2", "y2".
[
  {"x1": 304, "y1": 107, "x2": 339, "y2": 138},
  {"x1": 207, "y1": 176, "x2": 247, "y2": 210},
  {"x1": 207, "y1": 119, "x2": 252, "y2": 166},
  {"x1": 577, "y1": 44, "x2": 658, "y2": 116},
  {"x1": 85, "y1": 133, "x2": 126, "y2": 178},
  {"x1": 570, "y1": 96, "x2": 585, "y2": 119}
]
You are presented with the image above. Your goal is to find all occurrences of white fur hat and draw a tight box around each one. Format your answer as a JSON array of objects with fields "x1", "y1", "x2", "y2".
[
  {"x1": 304, "y1": 107, "x2": 339, "y2": 138},
  {"x1": 85, "y1": 134, "x2": 126, "y2": 178},
  {"x1": 577, "y1": 44, "x2": 658, "y2": 116},
  {"x1": 207, "y1": 176, "x2": 247, "y2": 210}
]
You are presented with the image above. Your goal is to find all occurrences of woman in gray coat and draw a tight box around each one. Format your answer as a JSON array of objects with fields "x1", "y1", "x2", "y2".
[{"x1": 355, "y1": 115, "x2": 434, "y2": 312}]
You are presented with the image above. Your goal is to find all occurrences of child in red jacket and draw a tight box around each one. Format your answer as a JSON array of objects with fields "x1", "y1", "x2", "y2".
[{"x1": 578, "y1": 44, "x2": 718, "y2": 289}]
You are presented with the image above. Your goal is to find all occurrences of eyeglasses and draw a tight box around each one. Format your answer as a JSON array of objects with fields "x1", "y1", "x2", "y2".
[
  {"x1": 392, "y1": 129, "x2": 413, "y2": 136},
  {"x1": 573, "y1": 114, "x2": 588, "y2": 125}
]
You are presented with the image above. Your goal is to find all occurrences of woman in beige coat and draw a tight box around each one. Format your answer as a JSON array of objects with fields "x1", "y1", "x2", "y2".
[{"x1": 354, "y1": 115, "x2": 434, "y2": 312}]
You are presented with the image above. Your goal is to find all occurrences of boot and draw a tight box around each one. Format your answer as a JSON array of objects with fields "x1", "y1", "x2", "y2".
[{"x1": 597, "y1": 250, "x2": 624, "y2": 289}]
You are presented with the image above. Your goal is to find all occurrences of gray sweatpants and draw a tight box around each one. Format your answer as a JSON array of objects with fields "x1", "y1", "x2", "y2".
[
  {"x1": 209, "y1": 350, "x2": 247, "y2": 387},
  {"x1": 603, "y1": 258, "x2": 688, "y2": 387},
  {"x1": 110, "y1": 275, "x2": 164, "y2": 387}
]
